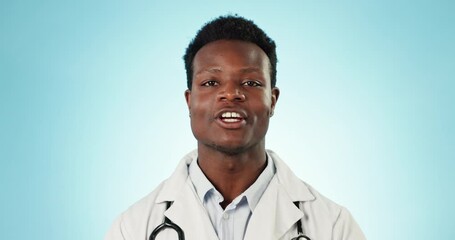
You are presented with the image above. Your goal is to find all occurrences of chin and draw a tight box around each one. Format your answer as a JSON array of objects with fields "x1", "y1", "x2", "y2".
[
  {"x1": 213, "y1": 145, "x2": 246, "y2": 156},
  {"x1": 206, "y1": 140, "x2": 259, "y2": 156}
]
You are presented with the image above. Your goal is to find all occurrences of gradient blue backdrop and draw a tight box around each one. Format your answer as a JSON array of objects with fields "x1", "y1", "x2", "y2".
[{"x1": 1, "y1": 0, "x2": 454, "y2": 239}]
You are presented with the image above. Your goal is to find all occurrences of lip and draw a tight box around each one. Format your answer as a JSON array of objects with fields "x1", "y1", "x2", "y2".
[{"x1": 214, "y1": 109, "x2": 247, "y2": 129}]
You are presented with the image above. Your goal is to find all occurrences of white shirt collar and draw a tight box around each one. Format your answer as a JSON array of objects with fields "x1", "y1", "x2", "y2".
[{"x1": 189, "y1": 153, "x2": 276, "y2": 211}]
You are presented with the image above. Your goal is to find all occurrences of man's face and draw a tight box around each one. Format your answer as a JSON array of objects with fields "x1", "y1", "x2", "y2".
[{"x1": 185, "y1": 40, "x2": 279, "y2": 154}]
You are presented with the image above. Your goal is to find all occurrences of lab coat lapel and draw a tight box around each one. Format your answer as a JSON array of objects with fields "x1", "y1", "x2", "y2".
[
  {"x1": 164, "y1": 179, "x2": 219, "y2": 240},
  {"x1": 153, "y1": 150, "x2": 315, "y2": 240},
  {"x1": 155, "y1": 150, "x2": 218, "y2": 239},
  {"x1": 244, "y1": 150, "x2": 316, "y2": 240},
  {"x1": 244, "y1": 177, "x2": 303, "y2": 240}
]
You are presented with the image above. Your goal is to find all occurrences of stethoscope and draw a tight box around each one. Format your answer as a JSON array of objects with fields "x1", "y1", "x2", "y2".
[
  {"x1": 149, "y1": 201, "x2": 311, "y2": 240},
  {"x1": 149, "y1": 202, "x2": 185, "y2": 239}
]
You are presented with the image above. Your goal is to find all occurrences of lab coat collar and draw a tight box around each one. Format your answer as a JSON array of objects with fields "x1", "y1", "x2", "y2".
[
  {"x1": 155, "y1": 150, "x2": 196, "y2": 203},
  {"x1": 155, "y1": 150, "x2": 219, "y2": 239},
  {"x1": 244, "y1": 176, "x2": 302, "y2": 239},
  {"x1": 155, "y1": 149, "x2": 315, "y2": 203},
  {"x1": 154, "y1": 149, "x2": 316, "y2": 239},
  {"x1": 267, "y1": 150, "x2": 316, "y2": 202},
  {"x1": 163, "y1": 177, "x2": 220, "y2": 239},
  {"x1": 244, "y1": 150, "x2": 316, "y2": 239}
]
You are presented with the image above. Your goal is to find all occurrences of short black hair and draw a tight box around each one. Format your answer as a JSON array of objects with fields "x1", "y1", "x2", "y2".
[{"x1": 183, "y1": 15, "x2": 277, "y2": 89}]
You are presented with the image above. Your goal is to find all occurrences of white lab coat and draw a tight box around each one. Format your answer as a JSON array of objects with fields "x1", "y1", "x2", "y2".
[{"x1": 105, "y1": 150, "x2": 366, "y2": 240}]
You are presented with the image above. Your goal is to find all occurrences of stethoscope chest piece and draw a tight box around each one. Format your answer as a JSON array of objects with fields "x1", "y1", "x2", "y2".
[{"x1": 291, "y1": 235, "x2": 311, "y2": 240}]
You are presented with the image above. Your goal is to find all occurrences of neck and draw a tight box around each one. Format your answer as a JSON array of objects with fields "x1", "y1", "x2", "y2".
[{"x1": 197, "y1": 142, "x2": 267, "y2": 208}]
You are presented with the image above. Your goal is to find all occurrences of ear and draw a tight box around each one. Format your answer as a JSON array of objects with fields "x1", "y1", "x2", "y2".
[
  {"x1": 184, "y1": 89, "x2": 191, "y2": 109},
  {"x1": 271, "y1": 87, "x2": 280, "y2": 110}
]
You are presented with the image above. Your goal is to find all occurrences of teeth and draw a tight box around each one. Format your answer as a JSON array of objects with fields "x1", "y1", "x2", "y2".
[
  {"x1": 223, "y1": 118, "x2": 240, "y2": 122},
  {"x1": 221, "y1": 112, "x2": 241, "y2": 118}
]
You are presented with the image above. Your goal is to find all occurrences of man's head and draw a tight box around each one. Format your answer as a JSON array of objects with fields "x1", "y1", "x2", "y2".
[
  {"x1": 184, "y1": 15, "x2": 279, "y2": 155},
  {"x1": 183, "y1": 15, "x2": 277, "y2": 90}
]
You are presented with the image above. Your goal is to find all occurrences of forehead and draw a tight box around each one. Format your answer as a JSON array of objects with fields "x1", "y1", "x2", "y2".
[{"x1": 193, "y1": 40, "x2": 271, "y2": 73}]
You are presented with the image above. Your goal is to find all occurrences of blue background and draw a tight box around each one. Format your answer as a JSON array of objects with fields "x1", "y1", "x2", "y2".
[{"x1": 1, "y1": 0, "x2": 454, "y2": 239}]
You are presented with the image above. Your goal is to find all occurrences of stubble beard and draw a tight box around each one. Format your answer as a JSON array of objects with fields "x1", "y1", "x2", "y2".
[{"x1": 203, "y1": 138, "x2": 265, "y2": 157}]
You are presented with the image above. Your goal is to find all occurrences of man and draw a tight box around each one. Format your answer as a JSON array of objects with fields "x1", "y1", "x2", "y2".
[{"x1": 106, "y1": 15, "x2": 366, "y2": 240}]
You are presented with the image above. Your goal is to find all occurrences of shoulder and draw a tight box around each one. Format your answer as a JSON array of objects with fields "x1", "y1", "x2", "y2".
[
  {"x1": 306, "y1": 184, "x2": 366, "y2": 239},
  {"x1": 282, "y1": 166, "x2": 366, "y2": 238},
  {"x1": 302, "y1": 181, "x2": 345, "y2": 219},
  {"x1": 105, "y1": 151, "x2": 196, "y2": 240},
  {"x1": 267, "y1": 150, "x2": 345, "y2": 218},
  {"x1": 303, "y1": 183, "x2": 366, "y2": 239},
  {"x1": 105, "y1": 181, "x2": 168, "y2": 240},
  {"x1": 123, "y1": 181, "x2": 167, "y2": 221},
  {"x1": 268, "y1": 150, "x2": 364, "y2": 236}
]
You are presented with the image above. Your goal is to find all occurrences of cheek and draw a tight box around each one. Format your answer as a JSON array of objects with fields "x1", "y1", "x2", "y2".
[
  {"x1": 250, "y1": 103, "x2": 272, "y2": 125},
  {"x1": 189, "y1": 96, "x2": 214, "y2": 130},
  {"x1": 191, "y1": 100, "x2": 211, "y2": 118},
  {"x1": 258, "y1": 97, "x2": 274, "y2": 115},
  {"x1": 189, "y1": 93, "x2": 207, "y2": 113}
]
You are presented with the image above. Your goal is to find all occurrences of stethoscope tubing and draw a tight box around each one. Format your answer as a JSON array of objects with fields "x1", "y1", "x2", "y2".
[
  {"x1": 150, "y1": 201, "x2": 311, "y2": 240},
  {"x1": 149, "y1": 202, "x2": 185, "y2": 240}
]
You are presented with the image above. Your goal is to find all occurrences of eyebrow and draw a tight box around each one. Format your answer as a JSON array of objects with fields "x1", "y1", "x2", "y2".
[
  {"x1": 195, "y1": 67, "x2": 261, "y2": 75},
  {"x1": 239, "y1": 67, "x2": 261, "y2": 74},
  {"x1": 195, "y1": 67, "x2": 222, "y2": 75}
]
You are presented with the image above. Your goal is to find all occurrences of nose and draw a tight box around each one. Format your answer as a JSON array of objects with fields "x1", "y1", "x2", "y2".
[{"x1": 218, "y1": 83, "x2": 246, "y2": 102}]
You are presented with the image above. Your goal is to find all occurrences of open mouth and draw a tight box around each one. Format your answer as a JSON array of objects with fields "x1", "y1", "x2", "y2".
[
  {"x1": 220, "y1": 111, "x2": 244, "y2": 123},
  {"x1": 219, "y1": 111, "x2": 245, "y2": 123}
]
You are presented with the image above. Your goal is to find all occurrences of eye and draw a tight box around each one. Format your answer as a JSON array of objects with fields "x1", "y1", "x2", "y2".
[
  {"x1": 202, "y1": 80, "x2": 218, "y2": 87},
  {"x1": 242, "y1": 80, "x2": 262, "y2": 87}
]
